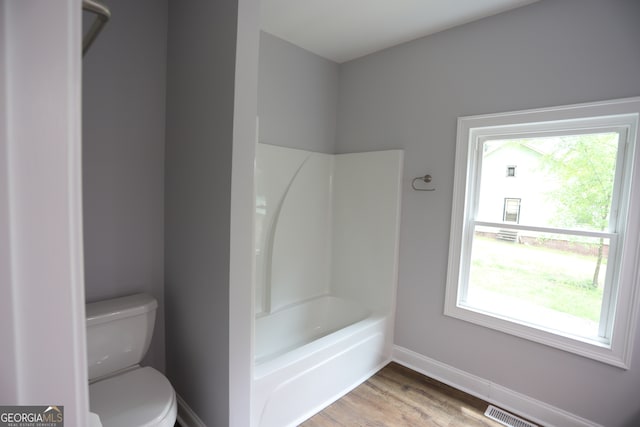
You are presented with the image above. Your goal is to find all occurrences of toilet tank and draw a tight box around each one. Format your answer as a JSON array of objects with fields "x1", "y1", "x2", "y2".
[{"x1": 86, "y1": 293, "x2": 158, "y2": 381}]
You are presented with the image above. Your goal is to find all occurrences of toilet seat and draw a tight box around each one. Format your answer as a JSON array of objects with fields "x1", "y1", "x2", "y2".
[{"x1": 89, "y1": 366, "x2": 177, "y2": 427}]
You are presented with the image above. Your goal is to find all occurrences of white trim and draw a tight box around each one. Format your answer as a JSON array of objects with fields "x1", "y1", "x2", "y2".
[
  {"x1": 445, "y1": 97, "x2": 640, "y2": 368},
  {"x1": 67, "y1": 2, "x2": 90, "y2": 422},
  {"x1": 176, "y1": 394, "x2": 207, "y2": 427},
  {"x1": 393, "y1": 346, "x2": 603, "y2": 427},
  {"x1": 0, "y1": 0, "x2": 18, "y2": 403},
  {"x1": 229, "y1": 0, "x2": 260, "y2": 426},
  {"x1": 1, "y1": 1, "x2": 88, "y2": 424}
]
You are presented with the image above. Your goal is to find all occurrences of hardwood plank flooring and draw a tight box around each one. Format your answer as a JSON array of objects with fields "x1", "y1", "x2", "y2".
[{"x1": 300, "y1": 362, "x2": 505, "y2": 427}]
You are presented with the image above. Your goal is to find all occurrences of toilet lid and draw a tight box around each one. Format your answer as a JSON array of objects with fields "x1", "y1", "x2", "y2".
[{"x1": 89, "y1": 367, "x2": 176, "y2": 427}]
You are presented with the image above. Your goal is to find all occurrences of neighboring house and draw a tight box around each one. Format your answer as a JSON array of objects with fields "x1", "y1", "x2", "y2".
[
  {"x1": 477, "y1": 139, "x2": 611, "y2": 259},
  {"x1": 478, "y1": 140, "x2": 556, "y2": 227}
]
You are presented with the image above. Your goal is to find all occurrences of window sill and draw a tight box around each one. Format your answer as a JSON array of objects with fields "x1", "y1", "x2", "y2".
[{"x1": 444, "y1": 301, "x2": 629, "y2": 369}]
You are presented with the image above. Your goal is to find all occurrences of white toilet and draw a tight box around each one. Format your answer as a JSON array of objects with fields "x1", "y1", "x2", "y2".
[{"x1": 86, "y1": 293, "x2": 177, "y2": 427}]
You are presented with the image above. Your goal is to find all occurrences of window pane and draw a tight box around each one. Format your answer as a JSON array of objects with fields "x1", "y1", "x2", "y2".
[
  {"x1": 463, "y1": 227, "x2": 610, "y2": 340},
  {"x1": 477, "y1": 133, "x2": 620, "y2": 232}
]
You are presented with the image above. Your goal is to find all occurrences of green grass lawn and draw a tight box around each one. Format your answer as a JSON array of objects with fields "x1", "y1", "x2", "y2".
[{"x1": 469, "y1": 236, "x2": 605, "y2": 322}]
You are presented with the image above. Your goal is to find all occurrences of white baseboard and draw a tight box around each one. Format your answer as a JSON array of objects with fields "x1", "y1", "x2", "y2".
[
  {"x1": 393, "y1": 345, "x2": 602, "y2": 427},
  {"x1": 176, "y1": 393, "x2": 207, "y2": 427}
]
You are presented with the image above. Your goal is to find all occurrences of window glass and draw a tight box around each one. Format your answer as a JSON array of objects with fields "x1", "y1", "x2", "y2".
[
  {"x1": 465, "y1": 226, "x2": 610, "y2": 341},
  {"x1": 466, "y1": 132, "x2": 620, "y2": 342},
  {"x1": 477, "y1": 133, "x2": 619, "y2": 231}
]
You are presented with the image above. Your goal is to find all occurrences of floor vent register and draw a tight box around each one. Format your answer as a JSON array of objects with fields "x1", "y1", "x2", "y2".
[{"x1": 484, "y1": 405, "x2": 538, "y2": 427}]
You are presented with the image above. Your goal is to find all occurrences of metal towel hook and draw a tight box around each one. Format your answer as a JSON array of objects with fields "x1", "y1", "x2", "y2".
[{"x1": 411, "y1": 174, "x2": 435, "y2": 192}]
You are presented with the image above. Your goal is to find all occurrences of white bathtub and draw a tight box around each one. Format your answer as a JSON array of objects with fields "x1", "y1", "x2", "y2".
[{"x1": 252, "y1": 296, "x2": 391, "y2": 427}]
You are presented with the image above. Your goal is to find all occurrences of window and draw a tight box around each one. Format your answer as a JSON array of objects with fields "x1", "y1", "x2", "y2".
[
  {"x1": 503, "y1": 198, "x2": 521, "y2": 223},
  {"x1": 445, "y1": 98, "x2": 640, "y2": 368}
]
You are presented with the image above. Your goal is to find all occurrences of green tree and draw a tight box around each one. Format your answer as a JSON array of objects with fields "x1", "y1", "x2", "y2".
[{"x1": 538, "y1": 133, "x2": 619, "y2": 288}]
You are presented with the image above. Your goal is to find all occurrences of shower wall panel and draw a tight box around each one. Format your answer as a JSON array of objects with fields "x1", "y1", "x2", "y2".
[
  {"x1": 255, "y1": 144, "x2": 332, "y2": 314},
  {"x1": 331, "y1": 150, "x2": 404, "y2": 313},
  {"x1": 255, "y1": 143, "x2": 403, "y2": 316}
]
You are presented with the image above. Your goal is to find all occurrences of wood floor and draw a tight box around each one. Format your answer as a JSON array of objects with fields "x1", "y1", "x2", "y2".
[{"x1": 300, "y1": 362, "x2": 506, "y2": 427}]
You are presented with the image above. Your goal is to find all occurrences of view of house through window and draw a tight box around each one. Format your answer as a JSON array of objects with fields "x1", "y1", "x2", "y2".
[
  {"x1": 464, "y1": 132, "x2": 620, "y2": 340},
  {"x1": 447, "y1": 98, "x2": 640, "y2": 367}
]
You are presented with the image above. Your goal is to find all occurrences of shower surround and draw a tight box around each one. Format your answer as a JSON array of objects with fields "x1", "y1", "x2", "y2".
[{"x1": 252, "y1": 143, "x2": 403, "y2": 426}]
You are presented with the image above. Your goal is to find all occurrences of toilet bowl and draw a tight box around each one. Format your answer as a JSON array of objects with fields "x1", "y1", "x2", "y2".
[{"x1": 86, "y1": 293, "x2": 177, "y2": 427}]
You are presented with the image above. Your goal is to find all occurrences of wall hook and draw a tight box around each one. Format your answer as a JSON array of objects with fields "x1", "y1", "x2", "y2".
[{"x1": 411, "y1": 174, "x2": 435, "y2": 191}]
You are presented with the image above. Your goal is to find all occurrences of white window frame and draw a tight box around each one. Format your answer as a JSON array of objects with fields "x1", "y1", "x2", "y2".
[{"x1": 445, "y1": 97, "x2": 640, "y2": 369}]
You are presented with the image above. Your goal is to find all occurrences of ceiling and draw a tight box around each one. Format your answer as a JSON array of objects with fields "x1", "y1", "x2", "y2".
[{"x1": 261, "y1": 0, "x2": 539, "y2": 63}]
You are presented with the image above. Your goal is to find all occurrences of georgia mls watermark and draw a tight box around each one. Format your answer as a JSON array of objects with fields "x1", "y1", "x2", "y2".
[{"x1": 0, "y1": 406, "x2": 63, "y2": 427}]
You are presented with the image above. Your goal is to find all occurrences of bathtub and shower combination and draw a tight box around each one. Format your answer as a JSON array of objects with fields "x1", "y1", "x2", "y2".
[{"x1": 252, "y1": 143, "x2": 404, "y2": 427}]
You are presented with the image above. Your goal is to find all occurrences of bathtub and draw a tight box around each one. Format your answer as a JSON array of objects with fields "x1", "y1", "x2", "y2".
[{"x1": 252, "y1": 296, "x2": 392, "y2": 427}]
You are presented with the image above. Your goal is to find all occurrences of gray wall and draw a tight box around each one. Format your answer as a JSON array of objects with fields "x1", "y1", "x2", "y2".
[
  {"x1": 164, "y1": 1, "x2": 239, "y2": 425},
  {"x1": 336, "y1": 1, "x2": 640, "y2": 426},
  {"x1": 82, "y1": 0, "x2": 167, "y2": 372},
  {"x1": 258, "y1": 32, "x2": 339, "y2": 153}
]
